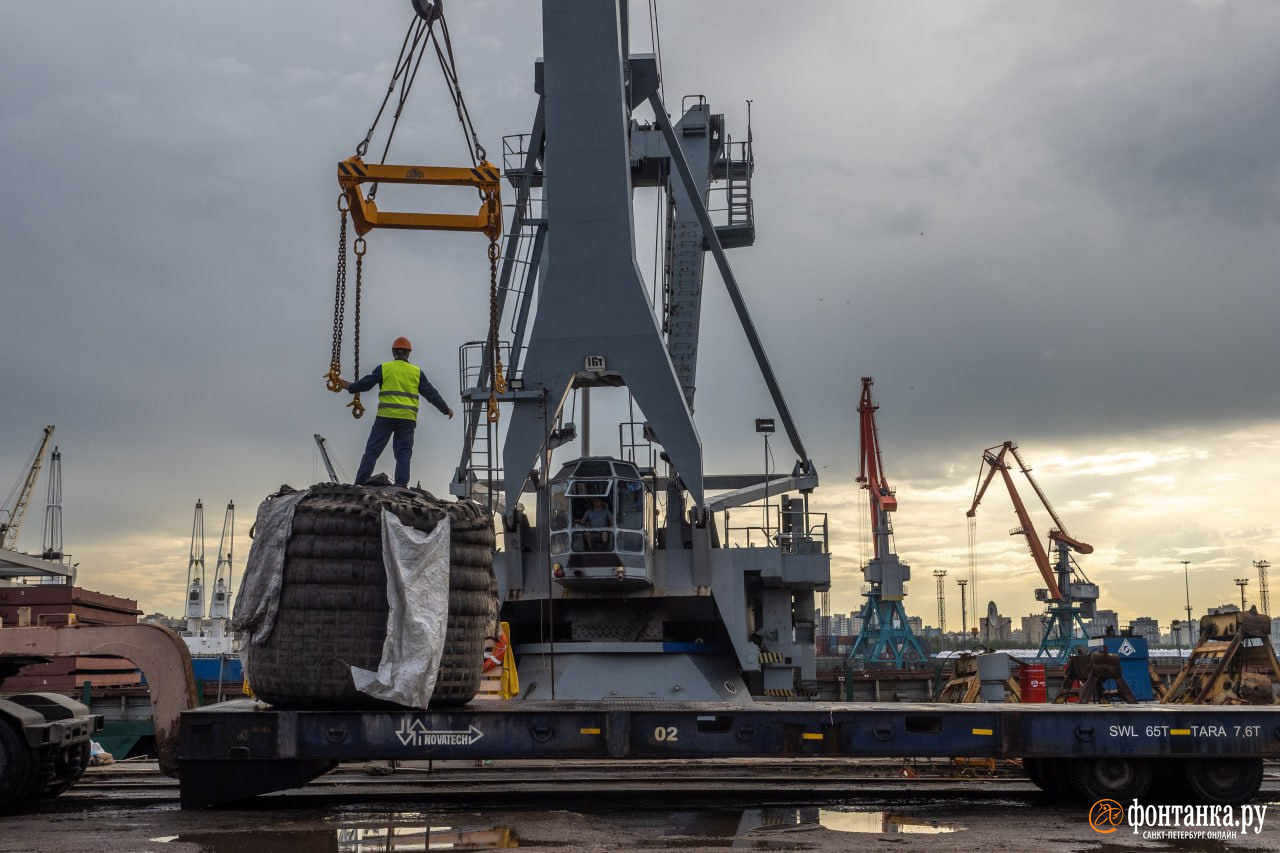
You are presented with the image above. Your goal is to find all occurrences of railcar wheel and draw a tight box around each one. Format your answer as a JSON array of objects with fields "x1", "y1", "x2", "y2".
[
  {"x1": 1024, "y1": 757, "x2": 1048, "y2": 791},
  {"x1": 0, "y1": 720, "x2": 36, "y2": 812},
  {"x1": 1032, "y1": 758, "x2": 1076, "y2": 798},
  {"x1": 1068, "y1": 757, "x2": 1152, "y2": 803},
  {"x1": 33, "y1": 741, "x2": 90, "y2": 798},
  {"x1": 1183, "y1": 758, "x2": 1263, "y2": 806}
]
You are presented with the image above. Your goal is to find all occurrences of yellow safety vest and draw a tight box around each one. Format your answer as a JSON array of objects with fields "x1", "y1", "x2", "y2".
[{"x1": 378, "y1": 360, "x2": 422, "y2": 421}]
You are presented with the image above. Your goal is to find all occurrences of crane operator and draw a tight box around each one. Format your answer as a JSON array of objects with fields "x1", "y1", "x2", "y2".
[{"x1": 336, "y1": 336, "x2": 453, "y2": 487}]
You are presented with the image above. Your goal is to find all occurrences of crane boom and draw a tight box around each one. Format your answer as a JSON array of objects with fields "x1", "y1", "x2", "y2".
[
  {"x1": 0, "y1": 425, "x2": 55, "y2": 552},
  {"x1": 856, "y1": 378, "x2": 896, "y2": 559},
  {"x1": 313, "y1": 434, "x2": 340, "y2": 484},
  {"x1": 1007, "y1": 443, "x2": 1071, "y2": 541},
  {"x1": 966, "y1": 441, "x2": 1064, "y2": 600}
]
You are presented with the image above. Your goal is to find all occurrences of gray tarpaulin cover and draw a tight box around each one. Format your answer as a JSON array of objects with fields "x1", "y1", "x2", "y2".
[
  {"x1": 349, "y1": 511, "x2": 451, "y2": 708},
  {"x1": 232, "y1": 491, "x2": 306, "y2": 644},
  {"x1": 234, "y1": 494, "x2": 451, "y2": 710}
]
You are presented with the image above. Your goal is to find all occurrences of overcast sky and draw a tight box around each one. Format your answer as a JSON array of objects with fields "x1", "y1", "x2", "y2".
[{"x1": 2, "y1": 1, "x2": 1278, "y2": 633}]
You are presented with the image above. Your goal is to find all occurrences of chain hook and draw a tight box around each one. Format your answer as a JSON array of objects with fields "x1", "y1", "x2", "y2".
[
  {"x1": 485, "y1": 214, "x2": 505, "y2": 425},
  {"x1": 348, "y1": 393, "x2": 365, "y2": 419},
  {"x1": 329, "y1": 201, "x2": 350, "y2": 393},
  {"x1": 325, "y1": 362, "x2": 344, "y2": 393}
]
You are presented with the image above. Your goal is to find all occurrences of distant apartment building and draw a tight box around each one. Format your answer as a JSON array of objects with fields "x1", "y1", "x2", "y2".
[
  {"x1": 1022, "y1": 614, "x2": 1048, "y2": 646},
  {"x1": 822, "y1": 613, "x2": 854, "y2": 636},
  {"x1": 1088, "y1": 609, "x2": 1119, "y2": 638},
  {"x1": 907, "y1": 615, "x2": 923, "y2": 636},
  {"x1": 979, "y1": 601, "x2": 1013, "y2": 643},
  {"x1": 1129, "y1": 617, "x2": 1160, "y2": 647},
  {"x1": 1171, "y1": 618, "x2": 1198, "y2": 648}
]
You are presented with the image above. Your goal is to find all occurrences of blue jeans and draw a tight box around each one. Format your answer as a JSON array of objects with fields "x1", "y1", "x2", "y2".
[{"x1": 355, "y1": 416, "x2": 417, "y2": 486}]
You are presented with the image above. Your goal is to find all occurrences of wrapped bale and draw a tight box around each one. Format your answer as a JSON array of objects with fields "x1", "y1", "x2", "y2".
[{"x1": 243, "y1": 483, "x2": 497, "y2": 709}]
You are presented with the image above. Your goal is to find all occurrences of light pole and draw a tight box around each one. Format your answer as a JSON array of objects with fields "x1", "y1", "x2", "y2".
[
  {"x1": 1172, "y1": 620, "x2": 1183, "y2": 663},
  {"x1": 1235, "y1": 577, "x2": 1249, "y2": 611},
  {"x1": 756, "y1": 418, "x2": 774, "y2": 542},
  {"x1": 1181, "y1": 560, "x2": 1194, "y2": 641}
]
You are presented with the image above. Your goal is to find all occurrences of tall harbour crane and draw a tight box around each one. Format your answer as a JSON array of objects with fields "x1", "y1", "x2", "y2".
[
  {"x1": 40, "y1": 446, "x2": 64, "y2": 563},
  {"x1": 848, "y1": 378, "x2": 926, "y2": 669},
  {"x1": 209, "y1": 501, "x2": 235, "y2": 637},
  {"x1": 0, "y1": 425, "x2": 55, "y2": 552},
  {"x1": 431, "y1": 0, "x2": 828, "y2": 700},
  {"x1": 313, "y1": 434, "x2": 341, "y2": 484},
  {"x1": 967, "y1": 441, "x2": 1098, "y2": 661},
  {"x1": 185, "y1": 500, "x2": 206, "y2": 637}
]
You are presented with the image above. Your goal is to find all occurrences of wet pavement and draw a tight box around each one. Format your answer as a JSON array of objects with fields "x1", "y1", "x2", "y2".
[
  {"x1": 3, "y1": 762, "x2": 1280, "y2": 852},
  {"x1": 8, "y1": 798, "x2": 1280, "y2": 852}
]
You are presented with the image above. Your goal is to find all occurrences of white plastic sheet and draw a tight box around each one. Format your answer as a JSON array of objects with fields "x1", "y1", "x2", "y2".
[
  {"x1": 349, "y1": 511, "x2": 451, "y2": 709},
  {"x1": 232, "y1": 491, "x2": 306, "y2": 644}
]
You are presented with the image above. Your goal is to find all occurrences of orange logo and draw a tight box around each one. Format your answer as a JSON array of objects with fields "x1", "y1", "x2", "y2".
[{"x1": 1089, "y1": 799, "x2": 1124, "y2": 834}]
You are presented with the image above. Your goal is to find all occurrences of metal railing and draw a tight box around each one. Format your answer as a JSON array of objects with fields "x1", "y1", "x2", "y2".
[{"x1": 722, "y1": 502, "x2": 828, "y2": 552}]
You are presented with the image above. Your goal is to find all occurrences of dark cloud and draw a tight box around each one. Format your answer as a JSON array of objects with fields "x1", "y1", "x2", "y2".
[{"x1": 2, "y1": 2, "x2": 1277, "y2": 617}]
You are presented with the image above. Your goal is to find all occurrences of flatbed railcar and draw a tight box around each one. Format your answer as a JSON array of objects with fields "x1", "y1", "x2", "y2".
[{"x1": 178, "y1": 698, "x2": 1278, "y2": 808}]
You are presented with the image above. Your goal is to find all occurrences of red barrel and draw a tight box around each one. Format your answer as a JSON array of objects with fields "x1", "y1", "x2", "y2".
[{"x1": 1020, "y1": 664, "x2": 1048, "y2": 703}]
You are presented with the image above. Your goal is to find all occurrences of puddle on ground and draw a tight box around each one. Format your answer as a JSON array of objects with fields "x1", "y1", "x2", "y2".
[
  {"x1": 157, "y1": 824, "x2": 519, "y2": 851},
  {"x1": 816, "y1": 808, "x2": 958, "y2": 834},
  {"x1": 643, "y1": 808, "x2": 961, "y2": 848},
  {"x1": 156, "y1": 807, "x2": 960, "y2": 850},
  {"x1": 663, "y1": 807, "x2": 958, "y2": 841}
]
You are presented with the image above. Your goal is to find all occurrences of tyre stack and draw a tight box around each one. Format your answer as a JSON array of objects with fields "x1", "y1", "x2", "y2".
[{"x1": 245, "y1": 483, "x2": 497, "y2": 710}]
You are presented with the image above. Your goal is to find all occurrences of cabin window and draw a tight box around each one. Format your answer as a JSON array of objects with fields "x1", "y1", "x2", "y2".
[
  {"x1": 616, "y1": 480, "x2": 645, "y2": 530},
  {"x1": 550, "y1": 482, "x2": 570, "y2": 531}
]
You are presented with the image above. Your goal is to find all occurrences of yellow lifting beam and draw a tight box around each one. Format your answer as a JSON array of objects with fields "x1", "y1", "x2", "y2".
[{"x1": 337, "y1": 156, "x2": 502, "y2": 239}]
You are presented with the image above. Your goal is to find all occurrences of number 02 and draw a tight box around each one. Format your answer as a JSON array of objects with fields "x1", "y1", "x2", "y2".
[{"x1": 654, "y1": 726, "x2": 678, "y2": 742}]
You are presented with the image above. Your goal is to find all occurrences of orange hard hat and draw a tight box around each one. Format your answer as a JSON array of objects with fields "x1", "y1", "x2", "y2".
[{"x1": 392, "y1": 336, "x2": 413, "y2": 351}]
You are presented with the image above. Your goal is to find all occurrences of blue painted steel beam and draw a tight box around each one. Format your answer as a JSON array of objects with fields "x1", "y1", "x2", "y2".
[{"x1": 180, "y1": 701, "x2": 1280, "y2": 764}]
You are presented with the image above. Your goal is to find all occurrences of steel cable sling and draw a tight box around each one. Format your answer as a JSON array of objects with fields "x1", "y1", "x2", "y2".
[{"x1": 327, "y1": 2, "x2": 504, "y2": 421}]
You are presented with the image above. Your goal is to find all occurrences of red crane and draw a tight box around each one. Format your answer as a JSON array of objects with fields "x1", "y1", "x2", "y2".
[
  {"x1": 966, "y1": 441, "x2": 1092, "y2": 601},
  {"x1": 848, "y1": 378, "x2": 925, "y2": 668},
  {"x1": 856, "y1": 377, "x2": 896, "y2": 561}
]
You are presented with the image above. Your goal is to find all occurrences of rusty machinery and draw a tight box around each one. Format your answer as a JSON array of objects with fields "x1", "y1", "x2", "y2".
[{"x1": 1166, "y1": 609, "x2": 1280, "y2": 705}]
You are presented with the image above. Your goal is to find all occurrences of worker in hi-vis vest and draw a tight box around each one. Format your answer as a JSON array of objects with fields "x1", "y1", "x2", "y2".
[{"x1": 337, "y1": 336, "x2": 453, "y2": 487}]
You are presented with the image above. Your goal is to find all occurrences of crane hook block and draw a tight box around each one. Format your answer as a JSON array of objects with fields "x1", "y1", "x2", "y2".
[
  {"x1": 337, "y1": 156, "x2": 503, "y2": 238},
  {"x1": 411, "y1": 0, "x2": 442, "y2": 23}
]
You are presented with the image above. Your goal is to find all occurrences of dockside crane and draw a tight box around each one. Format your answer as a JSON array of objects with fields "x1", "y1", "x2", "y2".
[
  {"x1": 0, "y1": 425, "x2": 55, "y2": 553},
  {"x1": 313, "y1": 434, "x2": 342, "y2": 484},
  {"x1": 967, "y1": 441, "x2": 1099, "y2": 662},
  {"x1": 848, "y1": 378, "x2": 926, "y2": 669},
  {"x1": 185, "y1": 500, "x2": 206, "y2": 637},
  {"x1": 41, "y1": 446, "x2": 65, "y2": 564},
  {"x1": 209, "y1": 501, "x2": 235, "y2": 639}
]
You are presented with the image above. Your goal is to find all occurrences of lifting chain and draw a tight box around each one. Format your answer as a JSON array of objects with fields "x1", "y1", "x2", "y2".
[
  {"x1": 484, "y1": 191, "x2": 505, "y2": 423},
  {"x1": 327, "y1": 195, "x2": 366, "y2": 418},
  {"x1": 348, "y1": 237, "x2": 366, "y2": 419},
  {"x1": 333, "y1": 7, "x2": 502, "y2": 424},
  {"x1": 326, "y1": 195, "x2": 350, "y2": 393}
]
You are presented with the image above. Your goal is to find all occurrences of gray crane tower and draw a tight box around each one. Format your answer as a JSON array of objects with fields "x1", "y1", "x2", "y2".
[{"x1": 449, "y1": 0, "x2": 829, "y2": 701}]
